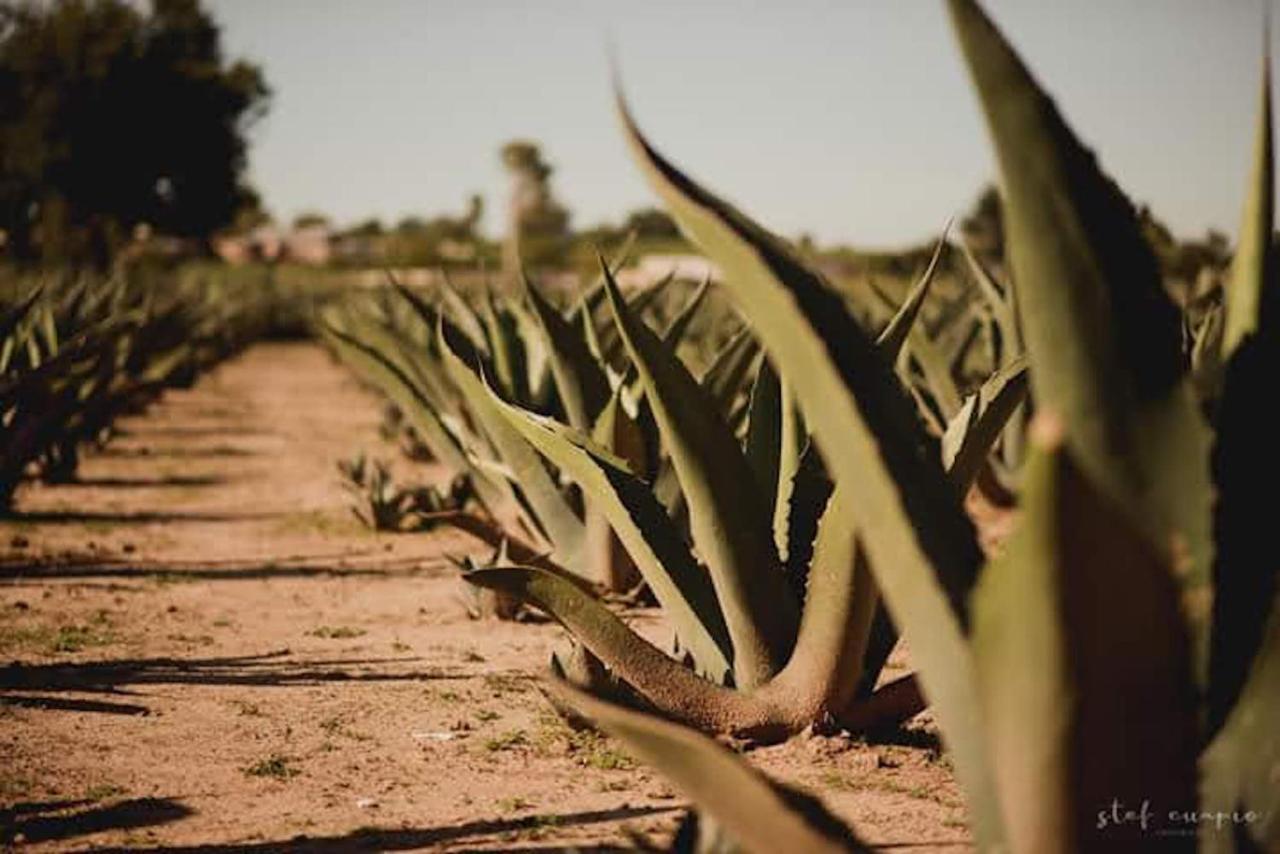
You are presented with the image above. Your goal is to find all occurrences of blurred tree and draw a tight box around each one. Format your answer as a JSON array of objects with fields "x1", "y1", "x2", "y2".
[
  {"x1": 501, "y1": 140, "x2": 570, "y2": 272},
  {"x1": 0, "y1": 0, "x2": 269, "y2": 266},
  {"x1": 292, "y1": 212, "x2": 330, "y2": 230},
  {"x1": 960, "y1": 183, "x2": 1004, "y2": 261}
]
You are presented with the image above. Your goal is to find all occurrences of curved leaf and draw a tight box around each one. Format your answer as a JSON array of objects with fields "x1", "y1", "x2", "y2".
[
  {"x1": 876, "y1": 222, "x2": 952, "y2": 361},
  {"x1": 548, "y1": 680, "x2": 865, "y2": 854},
  {"x1": 1223, "y1": 55, "x2": 1274, "y2": 358}
]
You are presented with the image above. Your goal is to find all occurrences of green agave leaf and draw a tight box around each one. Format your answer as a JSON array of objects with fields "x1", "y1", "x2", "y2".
[
  {"x1": 948, "y1": 0, "x2": 1214, "y2": 615},
  {"x1": 480, "y1": 386, "x2": 733, "y2": 682},
  {"x1": 771, "y1": 378, "x2": 807, "y2": 565},
  {"x1": 604, "y1": 262, "x2": 798, "y2": 687},
  {"x1": 468, "y1": 566, "x2": 747, "y2": 731},
  {"x1": 972, "y1": 421, "x2": 1197, "y2": 853},
  {"x1": 547, "y1": 680, "x2": 865, "y2": 854},
  {"x1": 770, "y1": 481, "x2": 877, "y2": 721},
  {"x1": 959, "y1": 238, "x2": 1022, "y2": 366},
  {"x1": 876, "y1": 222, "x2": 952, "y2": 361},
  {"x1": 942, "y1": 356, "x2": 1029, "y2": 491},
  {"x1": 902, "y1": 323, "x2": 963, "y2": 421},
  {"x1": 743, "y1": 356, "x2": 783, "y2": 508},
  {"x1": 521, "y1": 272, "x2": 611, "y2": 430},
  {"x1": 700, "y1": 326, "x2": 760, "y2": 416},
  {"x1": 438, "y1": 320, "x2": 587, "y2": 566},
  {"x1": 1222, "y1": 55, "x2": 1274, "y2": 359},
  {"x1": 439, "y1": 274, "x2": 490, "y2": 357},
  {"x1": 777, "y1": 442, "x2": 834, "y2": 600},
  {"x1": 480, "y1": 292, "x2": 529, "y2": 403}
]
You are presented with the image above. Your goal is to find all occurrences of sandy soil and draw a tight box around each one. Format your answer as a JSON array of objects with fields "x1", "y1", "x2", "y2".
[{"x1": 0, "y1": 342, "x2": 970, "y2": 852}]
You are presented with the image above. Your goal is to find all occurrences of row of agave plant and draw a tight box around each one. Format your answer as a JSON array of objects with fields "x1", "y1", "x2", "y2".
[
  {"x1": 325, "y1": 0, "x2": 1275, "y2": 850},
  {"x1": 0, "y1": 271, "x2": 273, "y2": 510}
]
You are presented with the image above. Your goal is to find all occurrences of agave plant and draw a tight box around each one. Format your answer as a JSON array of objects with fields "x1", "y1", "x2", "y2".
[
  {"x1": 524, "y1": 1, "x2": 1279, "y2": 851},
  {"x1": 461, "y1": 197, "x2": 1027, "y2": 741},
  {"x1": 0, "y1": 272, "x2": 264, "y2": 510}
]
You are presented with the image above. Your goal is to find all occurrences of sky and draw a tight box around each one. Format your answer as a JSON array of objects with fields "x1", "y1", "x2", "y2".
[{"x1": 205, "y1": 0, "x2": 1274, "y2": 250}]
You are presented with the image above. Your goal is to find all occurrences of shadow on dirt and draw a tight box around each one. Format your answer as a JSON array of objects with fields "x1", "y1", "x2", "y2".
[
  {"x1": 1, "y1": 510, "x2": 261, "y2": 525},
  {"x1": 0, "y1": 650, "x2": 530, "y2": 694},
  {"x1": 0, "y1": 693, "x2": 151, "y2": 715},
  {"x1": 0, "y1": 558, "x2": 447, "y2": 582},
  {"x1": 1, "y1": 797, "x2": 193, "y2": 845},
  {"x1": 60, "y1": 474, "x2": 237, "y2": 488},
  {"x1": 78, "y1": 804, "x2": 677, "y2": 852}
]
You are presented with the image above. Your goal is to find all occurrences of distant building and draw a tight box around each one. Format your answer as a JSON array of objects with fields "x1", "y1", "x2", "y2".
[{"x1": 616, "y1": 254, "x2": 722, "y2": 288}]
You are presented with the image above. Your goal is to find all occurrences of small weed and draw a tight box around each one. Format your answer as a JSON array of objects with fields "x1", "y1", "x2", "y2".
[
  {"x1": 308, "y1": 626, "x2": 366, "y2": 639},
  {"x1": 231, "y1": 700, "x2": 263, "y2": 717},
  {"x1": 391, "y1": 640, "x2": 411, "y2": 652},
  {"x1": 0, "y1": 773, "x2": 34, "y2": 799},
  {"x1": 245, "y1": 754, "x2": 299, "y2": 780},
  {"x1": 495, "y1": 796, "x2": 535, "y2": 813},
  {"x1": 167, "y1": 633, "x2": 214, "y2": 646},
  {"x1": 212, "y1": 618, "x2": 233, "y2": 628},
  {"x1": 474, "y1": 709, "x2": 500, "y2": 723},
  {"x1": 85, "y1": 783, "x2": 126, "y2": 802},
  {"x1": 484, "y1": 730, "x2": 528, "y2": 752},
  {"x1": 49, "y1": 624, "x2": 115, "y2": 653}
]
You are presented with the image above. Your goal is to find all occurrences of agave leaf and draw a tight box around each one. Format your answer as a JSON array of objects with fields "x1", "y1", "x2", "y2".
[
  {"x1": 439, "y1": 320, "x2": 586, "y2": 565},
  {"x1": 596, "y1": 270, "x2": 678, "y2": 367},
  {"x1": 771, "y1": 378, "x2": 807, "y2": 564},
  {"x1": 743, "y1": 356, "x2": 782, "y2": 506},
  {"x1": 439, "y1": 274, "x2": 490, "y2": 356},
  {"x1": 972, "y1": 420, "x2": 1197, "y2": 853},
  {"x1": 481, "y1": 387, "x2": 733, "y2": 682},
  {"x1": 942, "y1": 356, "x2": 1029, "y2": 491},
  {"x1": 949, "y1": 0, "x2": 1214, "y2": 620},
  {"x1": 571, "y1": 231, "x2": 639, "y2": 324},
  {"x1": 468, "y1": 566, "x2": 750, "y2": 730},
  {"x1": 1200, "y1": 594, "x2": 1280, "y2": 853},
  {"x1": 770, "y1": 481, "x2": 877, "y2": 721},
  {"x1": 618, "y1": 90, "x2": 998, "y2": 846},
  {"x1": 1206, "y1": 312, "x2": 1280, "y2": 734},
  {"x1": 522, "y1": 272, "x2": 611, "y2": 430},
  {"x1": 603, "y1": 263, "x2": 798, "y2": 687},
  {"x1": 875, "y1": 222, "x2": 952, "y2": 361},
  {"x1": 777, "y1": 442, "x2": 834, "y2": 600},
  {"x1": 547, "y1": 680, "x2": 865, "y2": 854},
  {"x1": 700, "y1": 326, "x2": 760, "y2": 416},
  {"x1": 1223, "y1": 56, "x2": 1274, "y2": 359},
  {"x1": 902, "y1": 324, "x2": 963, "y2": 420}
]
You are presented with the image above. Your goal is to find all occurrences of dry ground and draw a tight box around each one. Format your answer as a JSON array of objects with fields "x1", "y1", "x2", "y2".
[{"x1": 0, "y1": 342, "x2": 970, "y2": 852}]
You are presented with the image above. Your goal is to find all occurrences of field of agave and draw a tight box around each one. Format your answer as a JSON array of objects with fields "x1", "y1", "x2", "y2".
[
  {"x1": 320, "y1": 1, "x2": 1278, "y2": 851},
  {"x1": 3, "y1": 0, "x2": 1277, "y2": 851},
  {"x1": 0, "y1": 269, "x2": 283, "y2": 512}
]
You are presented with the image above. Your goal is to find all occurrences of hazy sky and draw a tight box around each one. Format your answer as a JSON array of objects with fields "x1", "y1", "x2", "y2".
[{"x1": 206, "y1": 0, "x2": 1273, "y2": 249}]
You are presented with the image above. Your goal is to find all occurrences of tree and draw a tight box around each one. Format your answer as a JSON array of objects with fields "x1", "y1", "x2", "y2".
[
  {"x1": 500, "y1": 140, "x2": 570, "y2": 272},
  {"x1": 960, "y1": 183, "x2": 1004, "y2": 261},
  {"x1": 0, "y1": 0, "x2": 269, "y2": 266}
]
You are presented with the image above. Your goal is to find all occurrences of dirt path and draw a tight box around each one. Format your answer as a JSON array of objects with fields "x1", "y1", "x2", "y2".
[{"x1": 0, "y1": 342, "x2": 969, "y2": 852}]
